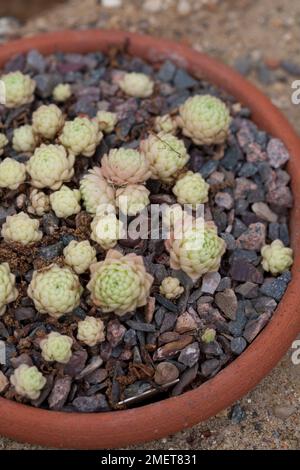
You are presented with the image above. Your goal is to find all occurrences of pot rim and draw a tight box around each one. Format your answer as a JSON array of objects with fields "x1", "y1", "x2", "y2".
[{"x1": 0, "y1": 29, "x2": 300, "y2": 449}]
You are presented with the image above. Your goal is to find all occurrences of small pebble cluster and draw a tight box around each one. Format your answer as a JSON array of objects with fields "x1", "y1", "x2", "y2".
[{"x1": 0, "y1": 48, "x2": 293, "y2": 412}]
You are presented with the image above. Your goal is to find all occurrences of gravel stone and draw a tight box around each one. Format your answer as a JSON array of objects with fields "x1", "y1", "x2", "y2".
[
  {"x1": 229, "y1": 404, "x2": 246, "y2": 423},
  {"x1": 175, "y1": 312, "x2": 198, "y2": 334},
  {"x1": 201, "y1": 272, "x2": 221, "y2": 294},
  {"x1": 230, "y1": 337, "x2": 247, "y2": 354},
  {"x1": 215, "y1": 192, "x2": 234, "y2": 210},
  {"x1": 64, "y1": 350, "x2": 88, "y2": 377},
  {"x1": 14, "y1": 307, "x2": 36, "y2": 321},
  {"x1": 107, "y1": 319, "x2": 126, "y2": 347},
  {"x1": 72, "y1": 394, "x2": 110, "y2": 412},
  {"x1": 171, "y1": 364, "x2": 198, "y2": 396},
  {"x1": 173, "y1": 68, "x2": 197, "y2": 89},
  {"x1": 235, "y1": 282, "x2": 258, "y2": 299},
  {"x1": 154, "y1": 362, "x2": 180, "y2": 385},
  {"x1": 260, "y1": 274, "x2": 290, "y2": 301},
  {"x1": 48, "y1": 376, "x2": 72, "y2": 410},
  {"x1": 252, "y1": 296, "x2": 277, "y2": 314},
  {"x1": 38, "y1": 242, "x2": 64, "y2": 260},
  {"x1": 178, "y1": 342, "x2": 200, "y2": 367},
  {"x1": 251, "y1": 202, "x2": 278, "y2": 222},
  {"x1": 200, "y1": 358, "x2": 221, "y2": 377},
  {"x1": 160, "y1": 312, "x2": 177, "y2": 333},
  {"x1": 243, "y1": 312, "x2": 271, "y2": 342},
  {"x1": 267, "y1": 138, "x2": 290, "y2": 168},
  {"x1": 126, "y1": 320, "x2": 156, "y2": 332},
  {"x1": 236, "y1": 222, "x2": 266, "y2": 251},
  {"x1": 199, "y1": 160, "x2": 219, "y2": 178},
  {"x1": 215, "y1": 289, "x2": 238, "y2": 320},
  {"x1": 266, "y1": 186, "x2": 293, "y2": 209}
]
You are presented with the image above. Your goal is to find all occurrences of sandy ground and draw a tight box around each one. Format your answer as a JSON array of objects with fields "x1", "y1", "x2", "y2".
[{"x1": 1, "y1": 0, "x2": 300, "y2": 450}]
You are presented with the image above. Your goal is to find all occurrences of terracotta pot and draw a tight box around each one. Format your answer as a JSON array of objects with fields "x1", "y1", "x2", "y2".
[{"x1": 0, "y1": 30, "x2": 300, "y2": 449}]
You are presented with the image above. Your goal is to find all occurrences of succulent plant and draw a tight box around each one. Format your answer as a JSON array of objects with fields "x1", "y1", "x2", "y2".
[
  {"x1": 0, "y1": 158, "x2": 26, "y2": 190},
  {"x1": 201, "y1": 328, "x2": 216, "y2": 343},
  {"x1": 40, "y1": 332, "x2": 73, "y2": 364},
  {"x1": 0, "y1": 133, "x2": 8, "y2": 155},
  {"x1": 77, "y1": 316, "x2": 105, "y2": 347},
  {"x1": 140, "y1": 132, "x2": 189, "y2": 183},
  {"x1": 27, "y1": 264, "x2": 83, "y2": 319},
  {"x1": 87, "y1": 249, "x2": 154, "y2": 316},
  {"x1": 0, "y1": 262, "x2": 18, "y2": 316},
  {"x1": 59, "y1": 116, "x2": 103, "y2": 157},
  {"x1": 63, "y1": 240, "x2": 97, "y2": 274},
  {"x1": 261, "y1": 239, "x2": 293, "y2": 276},
  {"x1": 96, "y1": 110, "x2": 118, "y2": 133},
  {"x1": 116, "y1": 184, "x2": 150, "y2": 216},
  {"x1": 1, "y1": 212, "x2": 42, "y2": 245},
  {"x1": 154, "y1": 114, "x2": 177, "y2": 134},
  {"x1": 1, "y1": 71, "x2": 36, "y2": 108},
  {"x1": 159, "y1": 276, "x2": 184, "y2": 300},
  {"x1": 101, "y1": 148, "x2": 151, "y2": 186},
  {"x1": 91, "y1": 213, "x2": 124, "y2": 250},
  {"x1": 80, "y1": 166, "x2": 116, "y2": 215},
  {"x1": 10, "y1": 364, "x2": 46, "y2": 400},
  {"x1": 172, "y1": 171, "x2": 209, "y2": 208},
  {"x1": 32, "y1": 104, "x2": 64, "y2": 140},
  {"x1": 50, "y1": 185, "x2": 81, "y2": 218},
  {"x1": 177, "y1": 94, "x2": 231, "y2": 146},
  {"x1": 12, "y1": 125, "x2": 38, "y2": 153},
  {"x1": 52, "y1": 83, "x2": 72, "y2": 102},
  {"x1": 26, "y1": 144, "x2": 75, "y2": 190},
  {"x1": 165, "y1": 220, "x2": 226, "y2": 281},
  {"x1": 28, "y1": 189, "x2": 50, "y2": 216},
  {"x1": 119, "y1": 72, "x2": 154, "y2": 98}
]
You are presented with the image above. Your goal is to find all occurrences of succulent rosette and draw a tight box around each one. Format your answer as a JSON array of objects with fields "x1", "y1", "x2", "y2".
[
  {"x1": 1, "y1": 71, "x2": 36, "y2": 108},
  {"x1": 165, "y1": 220, "x2": 226, "y2": 281},
  {"x1": 12, "y1": 125, "x2": 38, "y2": 153},
  {"x1": 177, "y1": 94, "x2": 231, "y2": 146},
  {"x1": 101, "y1": 148, "x2": 151, "y2": 186},
  {"x1": 27, "y1": 264, "x2": 83, "y2": 319},
  {"x1": 32, "y1": 104, "x2": 64, "y2": 140},
  {"x1": 10, "y1": 364, "x2": 46, "y2": 400},
  {"x1": 201, "y1": 328, "x2": 216, "y2": 344},
  {"x1": 50, "y1": 185, "x2": 81, "y2": 218},
  {"x1": 96, "y1": 110, "x2": 118, "y2": 133},
  {"x1": 159, "y1": 276, "x2": 184, "y2": 300},
  {"x1": 59, "y1": 116, "x2": 103, "y2": 157},
  {"x1": 91, "y1": 213, "x2": 124, "y2": 250},
  {"x1": 118, "y1": 72, "x2": 154, "y2": 98},
  {"x1": 26, "y1": 144, "x2": 75, "y2": 190},
  {"x1": 87, "y1": 249, "x2": 154, "y2": 316},
  {"x1": 1, "y1": 212, "x2": 42, "y2": 245},
  {"x1": 0, "y1": 133, "x2": 8, "y2": 155},
  {"x1": 0, "y1": 158, "x2": 26, "y2": 190},
  {"x1": 28, "y1": 190, "x2": 50, "y2": 216},
  {"x1": 80, "y1": 166, "x2": 116, "y2": 214},
  {"x1": 52, "y1": 83, "x2": 72, "y2": 102},
  {"x1": 140, "y1": 132, "x2": 189, "y2": 183},
  {"x1": 63, "y1": 240, "x2": 96, "y2": 274},
  {"x1": 172, "y1": 171, "x2": 209, "y2": 208},
  {"x1": 0, "y1": 262, "x2": 18, "y2": 316},
  {"x1": 154, "y1": 114, "x2": 177, "y2": 134},
  {"x1": 40, "y1": 332, "x2": 73, "y2": 364},
  {"x1": 116, "y1": 184, "x2": 150, "y2": 216},
  {"x1": 261, "y1": 239, "x2": 293, "y2": 276},
  {"x1": 77, "y1": 316, "x2": 105, "y2": 347}
]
